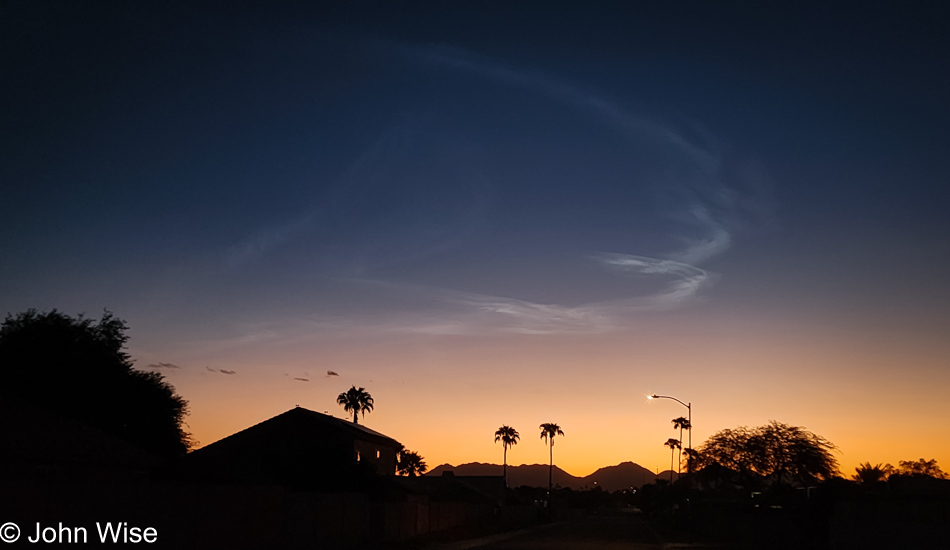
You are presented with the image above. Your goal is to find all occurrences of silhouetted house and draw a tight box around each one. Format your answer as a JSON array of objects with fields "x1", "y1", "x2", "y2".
[{"x1": 183, "y1": 406, "x2": 401, "y2": 491}]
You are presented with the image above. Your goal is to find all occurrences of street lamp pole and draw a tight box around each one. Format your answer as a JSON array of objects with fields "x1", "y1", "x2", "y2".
[{"x1": 648, "y1": 394, "x2": 691, "y2": 470}]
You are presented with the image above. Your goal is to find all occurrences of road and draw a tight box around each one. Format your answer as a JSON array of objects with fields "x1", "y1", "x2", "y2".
[{"x1": 467, "y1": 515, "x2": 667, "y2": 550}]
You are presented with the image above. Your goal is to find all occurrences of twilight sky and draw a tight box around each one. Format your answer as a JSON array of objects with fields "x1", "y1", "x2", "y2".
[{"x1": 3, "y1": 2, "x2": 949, "y2": 476}]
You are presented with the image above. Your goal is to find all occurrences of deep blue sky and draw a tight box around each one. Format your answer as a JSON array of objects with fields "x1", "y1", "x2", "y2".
[{"x1": 2, "y1": 1, "x2": 949, "y2": 471}]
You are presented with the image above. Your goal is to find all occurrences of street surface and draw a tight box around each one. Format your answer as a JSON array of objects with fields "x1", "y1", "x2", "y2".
[{"x1": 472, "y1": 515, "x2": 686, "y2": 550}]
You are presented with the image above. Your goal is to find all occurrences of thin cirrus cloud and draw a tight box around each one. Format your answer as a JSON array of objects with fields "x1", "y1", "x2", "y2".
[
  {"x1": 218, "y1": 131, "x2": 403, "y2": 271},
  {"x1": 405, "y1": 42, "x2": 717, "y2": 170},
  {"x1": 440, "y1": 253, "x2": 710, "y2": 334},
  {"x1": 594, "y1": 253, "x2": 711, "y2": 308},
  {"x1": 222, "y1": 122, "x2": 490, "y2": 274},
  {"x1": 349, "y1": 253, "x2": 711, "y2": 336},
  {"x1": 224, "y1": 214, "x2": 316, "y2": 270},
  {"x1": 209, "y1": 41, "x2": 772, "y2": 340},
  {"x1": 315, "y1": 43, "x2": 763, "y2": 335},
  {"x1": 224, "y1": 41, "x2": 770, "y2": 279},
  {"x1": 166, "y1": 249, "x2": 711, "y2": 350},
  {"x1": 403, "y1": 41, "x2": 774, "y2": 266}
]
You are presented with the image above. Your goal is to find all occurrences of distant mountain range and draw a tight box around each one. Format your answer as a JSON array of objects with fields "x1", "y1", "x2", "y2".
[{"x1": 427, "y1": 461, "x2": 679, "y2": 492}]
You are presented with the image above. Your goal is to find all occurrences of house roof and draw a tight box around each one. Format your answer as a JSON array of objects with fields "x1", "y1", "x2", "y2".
[
  {"x1": 191, "y1": 406, "x2": 401, "y2": 455},
  {"x1": 181, "y1": 406, "x2": 403, "y2": 490}
]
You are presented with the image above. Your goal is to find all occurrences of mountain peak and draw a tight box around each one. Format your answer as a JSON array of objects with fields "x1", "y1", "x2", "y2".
[{"x1": 425, "y1": 461, "x2": 674, "y2": 491}]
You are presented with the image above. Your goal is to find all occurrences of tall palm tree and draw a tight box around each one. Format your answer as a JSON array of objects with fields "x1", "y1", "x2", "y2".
[
  {"x1": 539, "y1": 423, "x2": 565, "y2": 497},
  {"x1": 494, "y1": 425, "x2": 520, "y2": 487},
  {"x1": 664, "y1": 438, "x2": 681, "y2": 483},
  {"x1": 336, "y1": 386, "x2": 374, "y2": 424},
  {"x1": 671, "y1": 417, "x2": 691, "y2": 474}
]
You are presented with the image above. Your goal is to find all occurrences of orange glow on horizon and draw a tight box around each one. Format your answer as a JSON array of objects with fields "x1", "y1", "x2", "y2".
[{"x1": 163, "y1": 309, "x2": 950, "y2": 481}]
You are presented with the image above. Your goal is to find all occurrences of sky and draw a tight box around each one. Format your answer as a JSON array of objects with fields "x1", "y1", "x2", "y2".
[{"x1": 3, "y1": 1, "x2": 949, "y2": 477}]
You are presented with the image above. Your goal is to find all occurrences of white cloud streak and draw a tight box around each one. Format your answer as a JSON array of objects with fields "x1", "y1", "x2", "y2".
[
  {"x1": 343, "y1": 251, "x2": 713, "y2": 335},
  {"x1": 666, "y1": 205, "x2": 733, "y2": 265},
  {"x1": 594, "y1": 253, "x2": 710, "y2": 308}
]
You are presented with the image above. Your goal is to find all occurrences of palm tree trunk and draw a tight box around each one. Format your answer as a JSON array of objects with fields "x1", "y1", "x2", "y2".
[
  {"x1": 353, "y1": 410, "x2": 358, "y2": 424},
  {"x1": 670, "y1": 448, "x2": 675, "y2": 483},
  {"x1": 678, "y1": 427, "x2": 683, "y2": 475},
  {"x1": 548, "y1": 442, "x2": 553, "y2": 497},
  {"x1": 503, "y1": 446, "x2": 508, "y2": 487}
]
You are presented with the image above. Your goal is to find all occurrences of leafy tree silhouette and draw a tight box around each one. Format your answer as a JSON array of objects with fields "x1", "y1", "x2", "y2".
[
  {"x1": 0, "y1": 309, "x2": 192, "y2": 458},
  {"x1": 494, "y1": 425, "x2": 520, "y2": 487},
  {"x1": 539, "y1": 423, "x2": 564, "y2": 498},
  {"x1": 664, "y1": 438, "x2": 681, "y2": 483},
  {"x1": 695, "y1": 421, "x2": 839, "y2": 486},
  {"x1": 671, "y1": 416, "x2": 691, "y2": 474},
  {"x1": 397, "y1": 447, "x2": 427, "y2": 476},
  {"x1": 336, "y1": 386, "x2": 373, "y2": 424},
  {"x1": 896, "y1": 458, "x2": 947, "y2": 479},
  {"x1": 682, "y1": 447, "x2": 700, "y2": 474}
]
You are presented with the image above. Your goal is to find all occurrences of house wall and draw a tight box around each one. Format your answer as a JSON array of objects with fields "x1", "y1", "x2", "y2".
[{"x1": 353, "y1": 439, "x2": 397, "y2": 475}]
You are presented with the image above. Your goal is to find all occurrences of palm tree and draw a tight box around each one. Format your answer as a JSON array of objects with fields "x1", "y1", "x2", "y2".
[
  {"x1": 539, "y1": 423, "x2": 565, "y2": 497},
  {"x1": 397, "y1": 447, "x2": 428, "y2": 476},
  {"x1": 671, "y1": 417, "x2": 691, "y2": 474},
  {"x1": 494, "y1": 425, "x2": 520, "y2": 487},
  {"x1": 336, "y1": 386, "x2": 374, "y2": 424},
  {"x1": 853, "y1": 462, "x2": 893, "y2": 484},
  {"x1": 664, "y1": 438, "x2": 681, "y2": 483}
]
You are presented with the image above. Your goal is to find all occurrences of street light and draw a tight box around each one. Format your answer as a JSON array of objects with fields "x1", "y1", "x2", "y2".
[{"x1": 648, "y1": 394, "x2": 692, "y2": 471}]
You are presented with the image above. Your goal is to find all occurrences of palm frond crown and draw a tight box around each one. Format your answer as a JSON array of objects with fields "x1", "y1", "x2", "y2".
[
  {"x1": 539, "y1": 423, "x2": 565, "y2": 444},
  {"x1": 336, "y1": 386, "x2": 374, "y2": 423},
  {"x1": 495, "y1": 425, "x2": 520, "y2": 448}
]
